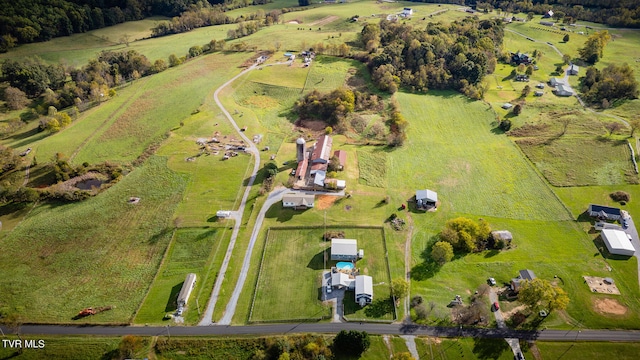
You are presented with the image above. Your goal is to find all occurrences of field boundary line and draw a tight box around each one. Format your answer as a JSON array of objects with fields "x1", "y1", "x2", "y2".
[
  {"x1": 132, "y1": 228, "x2": 177, "y2": 323},
  {"x1": 69, "y1": 77, "x2": 150, "y2": 162},
  {"x1": 193, "y1": 225, "x2": 233, "y2": 318},
  {"x1": 248, "y1": 228, "x2": 271, "y2": 323},
  {"x1": 381, "y1": 227, "x2": 398, "y2": 321}
]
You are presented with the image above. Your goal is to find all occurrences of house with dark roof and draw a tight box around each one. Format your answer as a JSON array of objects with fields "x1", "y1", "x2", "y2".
[
  {"x1": 511, "y1": 52, "x2": 531, "y2": 65},
  {"x1": 588, "y1": 204, "x2": 622, "y2": 221},
  {"x1": 511, "y1": 269, "x2": 536, "y2": 292}
]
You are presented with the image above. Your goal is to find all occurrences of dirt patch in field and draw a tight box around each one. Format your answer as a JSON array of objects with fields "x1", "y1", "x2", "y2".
[
  {"x1": 502, "y1": 305, "x2": 527, "y2": 319},
  {"x1": 288, "y1": 20, "x2": 300, "y2": 24},
  {"x1": 294, "y1": 119, "x2": 328, "y2": 136},
  {"x1": 309, "y1": 15, "x2": 339, "y2": 27},
  {"x1": 316, "y1": 195, "x2": 339, "y2": 210},
  {"x1": 593, "y1": 298, "x2": 628, "y2": 315},
  {"x1": 584, "y1": 276, "x2": 621, "y2": 295}
]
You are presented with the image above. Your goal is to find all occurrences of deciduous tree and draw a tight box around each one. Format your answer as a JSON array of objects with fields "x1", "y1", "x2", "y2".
[
  {"x1": 431, "y1": 241, "x2": 454, "y2": 265},
  {"x1": 4, "y1": 86, "x2": 30, "y2": 110},
  {"x1": 391, "y1": 278, "x2": 409, "y2": 300},
  {"x1": 518, "y1": 278, "x2": 569, "y2": 313}
]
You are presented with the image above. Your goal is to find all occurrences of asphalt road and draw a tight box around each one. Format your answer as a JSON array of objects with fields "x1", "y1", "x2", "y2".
[{"x1": 4, "y1": 323, "x2": 640, "y2": 342}]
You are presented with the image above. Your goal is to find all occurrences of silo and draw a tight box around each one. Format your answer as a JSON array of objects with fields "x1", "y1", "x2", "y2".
[{"x1": 296, "y1": 137, "x2": 306, "y2": 162}]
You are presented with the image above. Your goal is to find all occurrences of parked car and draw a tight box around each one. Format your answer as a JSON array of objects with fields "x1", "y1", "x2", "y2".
[
  {"x1": 291, "y1": 169, "x2": 296, "y2": 176},
  {"x1": 493, "y1": 302, "x2": 500, "y2": 311},
  {"x1": 488, "y1": 277, "x2": 496, "y2": 286},
  {"x1": 515, "y1": 352, "x2": 525, "y2": 360},
  {"x1": 622, "y1": 219, "x2": 629, "y2": 229}
]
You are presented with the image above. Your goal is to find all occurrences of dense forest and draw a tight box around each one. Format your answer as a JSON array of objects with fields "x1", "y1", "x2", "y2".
[
  {"x1": 0, "y1": 0, "x2": 272, "y2": 51},
  {"x1": 360, "y1": 17, "x2": 503, "y2": 98},
  {"x1": 475, "y1": 0, "x2": 640, "y2": 27}
]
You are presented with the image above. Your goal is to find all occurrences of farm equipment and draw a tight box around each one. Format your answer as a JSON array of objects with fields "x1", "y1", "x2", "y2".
[{"x1": 75, "y1": 306, "x2": 114, "y2": 319}]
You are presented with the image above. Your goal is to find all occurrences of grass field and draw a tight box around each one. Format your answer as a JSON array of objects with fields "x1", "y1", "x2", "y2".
[
  {"x1": 0, "y1": 156, "x2": 187, "y2": 323},
  {"x1": 134, "y1": 227, "x2": 232, "y2": 325},
  {"x1": 391, "y1": 91, "x2": 571, "y2": 221},
  {"x1": 536, "y1": 341, "x2": 640, "y2": 359},
  {"x1": 0, "y1": 336, "x2": 125, "y2": 360},
  {"x1": 357, "y1": 150, "x2": 387, "y2": 188},
  {"x1": 250, "y1": 227, "x2": 391, "y2": 322}
]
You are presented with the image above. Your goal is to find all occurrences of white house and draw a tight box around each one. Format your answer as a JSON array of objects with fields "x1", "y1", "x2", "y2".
[
  {"x1": 355, "y1": 275, "x2": 373, "y2": 306},
  {"x1": 332, "y1": 272, "x2": 355, "y2": 289},
  {"x1": 601, "y1": 229, "x2": 636, "y2": 256},
  {"x1": 282, "y1": 193, "x2": 315, "y2": 209},
  {"x1": 331, "y1": 239, "x2": 358, "y2": 261},
  {"x1": 401, "y1": 8, "x2": 413, "y2": 17}
]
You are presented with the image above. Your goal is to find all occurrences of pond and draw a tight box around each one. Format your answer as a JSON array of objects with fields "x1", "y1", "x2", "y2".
[{"x1": 75, "y1": 179, "x2": 103, "y2": 190}]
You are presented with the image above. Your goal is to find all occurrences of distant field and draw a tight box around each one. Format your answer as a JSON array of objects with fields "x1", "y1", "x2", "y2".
[
  {"x1": 536, "y1": 341, "x2": 640, "y2": 359},
  {"x1": 0, "y1": 156, "x2": 187, "y2": 323},
  {"x1": 392, "y1": 91, "x2": 571, "y2": 221},
  {"x1": 135, "y1": 227, "x2": 231, "y2": 325},
  {"x1": 250, "y1": 227, "x2": 391, "y2": 322}
]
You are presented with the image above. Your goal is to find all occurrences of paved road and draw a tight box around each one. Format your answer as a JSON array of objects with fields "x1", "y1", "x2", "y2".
[
  {"x1": 198, "y1": 63, "x2": 261, "y2": 326},
  {"x1": 218, "y1": 187, "x2": 289, "y2": 324},
  {"x1": 5, "y1": 323, "x2": 640, "y2": 342}
]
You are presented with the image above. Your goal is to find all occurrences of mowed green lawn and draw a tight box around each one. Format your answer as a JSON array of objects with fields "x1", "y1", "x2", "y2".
[
  {"x1": 0, "y1": 156, "x2": 187, "y2": 323},
  {"x1": 536, "y1": 342, "x2": 640, "y2": 359},
  {"x1": 250, "y1": 228, "x2": 390, "y2": 322},
  {"x1": 391, "y1": 91, "x2": 571, "y2": 221},
  {"x1": 135, "y1": 227, "x2": 231, "y2": 325}
]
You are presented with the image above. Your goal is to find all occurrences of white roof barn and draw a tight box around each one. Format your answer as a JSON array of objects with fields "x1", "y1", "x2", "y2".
[
  {"x1": 331, "y1": 239, "x2": 358, "y2": 261},
  {"x1": 355, "y1": 275, "x2": 373, "y2": 306},
  {"x1": 601, "y1": 229, "x2": 636, "y2": 256},
  {"x1": 177, "y1": 273, "x2": 197, "y2": 308}
]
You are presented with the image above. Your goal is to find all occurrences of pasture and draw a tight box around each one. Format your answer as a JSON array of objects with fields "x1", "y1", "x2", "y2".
[
  {"x1": 391, "y1": 91, "x2": 571, "y2": 221},
  {"x1": 249, "y1": 227, "x2": 391, "y2": 322},
  {"x1": 135, "y1": 227, "x2": 232, "y2": 325},
  {"x1": 536, "y1": 341, "x2": 640, "y2": 360},
  {"x1": 0, "y1": 156, "x2": 187, "y2": 323}
]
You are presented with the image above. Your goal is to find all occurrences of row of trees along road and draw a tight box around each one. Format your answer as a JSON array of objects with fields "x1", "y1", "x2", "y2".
[{"x1": 359, "y1": 17, "x2": 504, "y2": 98}]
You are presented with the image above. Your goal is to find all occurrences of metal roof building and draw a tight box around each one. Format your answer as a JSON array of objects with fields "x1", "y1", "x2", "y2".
[
  {"x1": 311, "y1": 135, "x2": 333, "y2": 164},
  {"x1": 177, "y1": 273, "x2": 197, "y2": 308},
  {"x1": 355, "y1": 275, "x2": 373, "y2": 306},
  {"x1": 282, "y1": 193, "x2": 315, "y2": 209},
  {"x1": 601, "y1": 229, "x2": 636, "y2": 256},
  {"x1": 331, "y1": 239, "x2": 358, "y2": 261}
]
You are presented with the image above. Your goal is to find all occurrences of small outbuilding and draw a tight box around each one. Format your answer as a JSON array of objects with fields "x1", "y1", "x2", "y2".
[
  {"x1": 416, "y1": 189, "x2": 438, "y2": 210},
  {"x1": 355, "y1": 275, "x2": 373, "y2": 306},
  {"x1": 568, "y1": 64, "x2": 579, "y2": 75},
  {"x1": 502, "y1": 103, "x2": 513, "y2": 110},
  {"x1": 331, "y1": 239, "x2": 358, "y2": 261},
  {"x1": 216, "y1": 210, "x2": 232, "y2": 218},
  {"x1": 554, "y1": 84, "x2": 573, "y2": 97},
  {"x1": 491, "y1": 230, "x2": 513, "y2": 245},
  {"x1": 601, "y1": 229, "x2": 636, "y2": 256},
  {"x1": 534, "y1": 90, "x2": 544, "y2": 96},
  {"x1": 333, "y1": 150, "x2": 346, "y2": 170}
]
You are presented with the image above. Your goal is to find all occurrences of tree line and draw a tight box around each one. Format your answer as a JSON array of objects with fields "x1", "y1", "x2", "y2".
[
  {"x1": 476, "y1": 0, "x2": 640, "y2": 28},
  {"x1": 151, "y1": 5, "x2": 281, "y2": 38},
  {"x1": 358, "y1": 17, "x2": 503, "y2": 98},
  {"x1": 0, "y1": 0, "x2": 272, "y2": 51}
]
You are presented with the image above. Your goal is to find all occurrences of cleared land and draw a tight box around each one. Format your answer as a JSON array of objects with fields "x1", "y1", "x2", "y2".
[
  {"x1": 536, "y1": 341, "x2": 640, "y2": 360},
  {"x1": 250, "y1": 228, "x2": 391, "y2": 322},
  {"x1": 0, "y1": 157, "x2": 186, "y2": 323},
  {"x1": 391, "y1": 92, "x2": 571, "y2": 221},
  {"x1": 135, "y1": 227, "x2": 232, "y2": 324}
]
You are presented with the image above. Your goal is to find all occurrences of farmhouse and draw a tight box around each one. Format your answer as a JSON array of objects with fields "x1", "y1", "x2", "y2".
[
  {"x1": 569, "y1": 64, "x2": 579, "y2": 75},
  {"x1": 177, "y1": 273, "x2": 197, "y2": 309},
  {"x1": 355, "y1": 275, "x2": 373, "y2": 306},
  {"x1": 332, "y1": 272, "x2": 355, "y2": 289},
  {"x1": 601, "y1": 229, "x2": 636, "y2": 256},
  {"x1": 511, "y1": 269, "x2": 536, "y2": 292},
  {"x1": 588, "y1": 204, "x2": 622, "y2": 221},
  {"x1": 549, "y1": 78, "x2": 562, "y2": 87},
  {"x1": 331, "y1": 238, "x2": 359, "y2": 261},
  {"x1": 511, "y1": 52, "x2": 531, "y2": 65},
  {"x1": 333, "y1": 150, "x2": 346, "y2": 170},
  {"x1": 554, "y1": 84, "x2": 573, "y2": 97},
  {"x1": 416, "y1": 189, "x2": 438, "y2": 210},
  {"x1": 282, "y1": 193, "x2": 315, "y2": 209}
]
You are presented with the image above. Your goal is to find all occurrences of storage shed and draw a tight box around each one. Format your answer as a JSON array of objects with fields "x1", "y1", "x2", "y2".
[
  {"x1": 355, "y1": 275, "x2": 373, "y2": 306},
  {"x1": 601, "y1": 229, "x2": 636, "y2": 256},
  {"x1": 331, "y1": 239, "x2": 358, "y2": 261}
]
